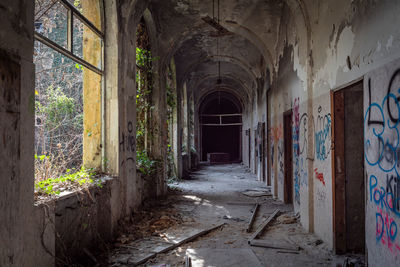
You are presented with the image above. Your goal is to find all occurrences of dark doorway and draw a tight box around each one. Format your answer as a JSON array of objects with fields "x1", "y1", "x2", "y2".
[
  {"x1": 201, "y1": 125, "x2": 241, "y2": 161},
  {"x1": 248, "y1": 129, "x2": 251, "y2": 166},
  {"x1": 262, "y1": 122, "x2": 266, "y2": 182},
  {"x1": 333, "y1": 80, "x2": 365, "y2": 254},
  {"x1": 199, "y1": 91, "x2": 242, "y2": 163},
  {"x1": 284, "y1": 111, "x2": 293, "y2": 204}
]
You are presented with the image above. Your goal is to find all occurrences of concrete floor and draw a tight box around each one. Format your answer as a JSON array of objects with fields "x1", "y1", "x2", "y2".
[{"x1": 109, "y1": 164, "x2": 361, "y2": 266}]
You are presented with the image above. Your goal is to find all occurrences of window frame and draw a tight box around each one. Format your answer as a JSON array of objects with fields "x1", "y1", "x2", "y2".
[{"x1": 34, "y1": 0, "x2": 104, "y2": 75}]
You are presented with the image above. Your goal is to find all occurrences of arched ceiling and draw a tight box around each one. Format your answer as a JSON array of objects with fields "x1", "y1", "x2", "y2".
[{"x1": 148, "y1": 0, "x2": 309, "y2": 105}]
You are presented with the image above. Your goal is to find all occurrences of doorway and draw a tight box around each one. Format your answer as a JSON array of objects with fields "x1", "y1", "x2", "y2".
[
  {"x1": 333, "y1": 80, "x2": 365, "y2": 254},
  {"x1": 247, "y1": 129, "x2": 251, "y2": 166},
  {"x1": 262, "y1": 122, "x2": 266, "y2": 182},
  {"x1": 284, "y1": 111, "x2": 293, "y2": 204},
  {"x1": 199, "y1": 91, "x2": 242, "y2": 163}
]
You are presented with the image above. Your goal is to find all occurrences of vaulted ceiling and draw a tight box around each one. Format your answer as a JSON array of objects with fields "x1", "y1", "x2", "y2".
[{"x1": 148, "y1": 0, "x2": 306, "y2": 106}]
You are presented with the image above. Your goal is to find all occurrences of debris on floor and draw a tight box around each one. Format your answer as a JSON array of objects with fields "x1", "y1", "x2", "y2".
[
  {"x1": 185, "y1": 248, "x2": 263, "y2": 267},
  {"x1": 249, "y1": 209, "x2": 280, "y2": 241},
  {"x1": 249, "y1": 239, "x2": 300, "y2": 251},
  {"x1": 109, "y1": 223, "x2": 225, "y2": 266},
  {"x1": 246, "y1": 203, "x2": 260, "y2": 232},
  {"x1": 222, "y1": 215, "x2": 245, "y2": 222},
  {"x1": 242, "y1": 187, "x2": 272, "y2": 197},
  {"x1": 343, "y1": 256, "x2": 365, "y2": 267},
  {"x1": 104, "y1": 164, "x2": 364, "y2": 266},
  {"x1": 276, "y1": 213, "x2": 297, "y2": 224}
]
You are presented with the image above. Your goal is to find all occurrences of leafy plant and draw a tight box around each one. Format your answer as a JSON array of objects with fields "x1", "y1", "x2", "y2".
[
  {"x1": 35, "y1": 166, "x2": 100, "y2": 196},
  {"x1": 136, "y1": 150, "x2": 158, "y2": 176}
]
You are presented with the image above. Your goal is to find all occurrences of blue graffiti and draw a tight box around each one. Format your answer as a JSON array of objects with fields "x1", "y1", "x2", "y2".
[
  {"x1": 376, "y1": 212, "x2": 398, "y2": 242},
  {"x1": 315, "y1": 107, "x2": 331, "y2": 161},
  {"x1": 364, "y1": 90, "x2": 400, "y2": 176},
  {"x1": 370, "y1": 174, "x2": 400, "y2": 217}
]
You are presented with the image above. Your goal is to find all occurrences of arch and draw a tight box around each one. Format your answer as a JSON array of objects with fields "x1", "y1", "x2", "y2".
[
  {"x1": 190, "y1": 74, "x2": 252, "y2": 102},
  {"x1": 179, "y1": 55, "x2": 259, "y2": 86},
  {"x1": 199, "y1": 91, "x2": 242, "y2": 115},
  {"x1": 198, "y1": 90, "x2": 243, "y2": 162},
  {"x1": 195, "y1": 83, "x2": 248, "y2": 110},
  {"x1": 163, "y1": 22, "x2": 272, "y2": 81}
]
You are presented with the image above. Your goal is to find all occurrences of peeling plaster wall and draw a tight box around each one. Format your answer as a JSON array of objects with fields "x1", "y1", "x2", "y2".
[
  {"x1": 312, "y1": 94, "x2": 333, "y2": 248},
  {"x1": 364, "y1": 59, "x2": 400, "y2": 266},
  {"x1": 0, "y1": 1, "x2": 169, "y2": 265},
  {"x1": 266, "y1": 0, "x2": 400, "y2": 255},
  {"x1": 0, "y1": 1, "x2": 36, "y2": 266}
]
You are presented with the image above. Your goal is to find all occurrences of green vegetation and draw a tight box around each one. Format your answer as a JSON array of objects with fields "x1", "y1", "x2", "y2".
[
  {"x1": 136, "y1": 21, "x2": 161, "y2": 177},
  {"x1": 136, "y1": 150, "x2": 158, "y2": 176},
  {"x1": 35, "y1": 163, "x2": 100, "y2": 196}
]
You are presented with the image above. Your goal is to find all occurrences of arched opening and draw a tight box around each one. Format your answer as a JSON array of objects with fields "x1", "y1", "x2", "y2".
[
  {"x1": 33, "y1": 0, "x2": 104, "y2": 198},
  {"x1": 199, "y1": 91, "x2": 242, "y2": 163}
]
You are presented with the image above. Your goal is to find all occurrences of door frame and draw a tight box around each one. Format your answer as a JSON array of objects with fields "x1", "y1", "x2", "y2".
[
  {"x1": 283, "y1": 110, "x2": 293, "y2": 204},
  {"x1": 331, "y1": 79, "x2": 365, "y2": 254}
]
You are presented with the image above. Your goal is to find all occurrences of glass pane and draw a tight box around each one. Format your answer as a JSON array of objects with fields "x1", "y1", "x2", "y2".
[
  {"x1": 73, "y1": 16, "x2": 102, "y2": 69},
  {"x1": 35, "y1": 0, "x2": 68, "y2": 49},
  {"x1": 67, "y1": 0, "x2": 102, "y2": 30},
  {"x1": 34, "y1": 40, "x2": 84, "y2": 179}
]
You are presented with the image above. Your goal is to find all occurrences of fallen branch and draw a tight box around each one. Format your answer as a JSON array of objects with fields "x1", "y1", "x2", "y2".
[
  {"x1": 248, "y1": 209, "x2": 280, "y2": 242},
  {"x1": 246, "y1": 203, "x2": 259, "y2": 233}
]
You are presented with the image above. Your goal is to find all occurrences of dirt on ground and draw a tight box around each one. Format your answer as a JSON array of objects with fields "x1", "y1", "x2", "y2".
[{"x1": 106, "y1": 164, "x2": 364, "y2": 267}]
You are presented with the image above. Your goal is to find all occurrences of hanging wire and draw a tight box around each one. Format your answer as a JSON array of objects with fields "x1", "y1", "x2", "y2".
[
  {"x1": 213, "y1": 0, "x2": 215, "y2": 20},
  {"x1": 218, "y1": 0, "x2": 220, "y2": 24},
  {"x1": 217, "y1": 0, "x2": 221, "y2": 84}
]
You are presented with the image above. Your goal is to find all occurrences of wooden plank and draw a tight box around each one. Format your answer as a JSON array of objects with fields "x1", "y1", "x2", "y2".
[
  {"x1": 248, "y1": 239, "x2": 300, "y2": 251},
  {"x1": 248, "y1": 209, "x2": 280, "y2": 242},
  {"x1": 132, "y1": 223, "x2": 225, "y2": 266},
  {"x1": 185, "y1": 255, "x2": 191, "y2": 267},
  {"x1": 246, "y1": 204, "x2": 260, "y2": 232}
]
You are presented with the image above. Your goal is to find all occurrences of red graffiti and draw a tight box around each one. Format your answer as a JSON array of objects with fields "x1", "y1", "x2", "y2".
[
  {"x1": 376, "y1": 207, "x2": 400, "y2": 254},
  {"x1": 272, "y1": 124, "x2": 283, "y2": 141},
  {"x1": 314, "y1": 168, "x2": 325, "y2": 186}
]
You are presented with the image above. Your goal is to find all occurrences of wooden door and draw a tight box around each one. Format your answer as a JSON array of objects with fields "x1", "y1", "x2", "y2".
[{"x1": 284, "y1": 111, "x2": 293, "y2": 204}]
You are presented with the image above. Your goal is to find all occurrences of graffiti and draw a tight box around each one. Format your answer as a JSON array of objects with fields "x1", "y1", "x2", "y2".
[
  {"x1": 369, "y1": 174, "x2": 400, "y2": 253},
  {"x1": 370, "y1": 175, "x2": 400, "y2": 217},
  {"x1": 387, "y1": 175, "x2": 400, "y2": 212},
  {"x1": 315, "y1": 106, "x2": 332, "y2": 161},
  {"x1": 293, "y1": 98, "x2": 301, "y2": 204},
  {"x1": 271, "y1": 137, "x2": 275, "y2": 168},
  {"x1": 292, "y1": 98, "x2": 309, "y2": 205},
  {"x1": 365, "y1": 69, "x2": 400, "y2": 255},
  {"x1": 272, "y1": 124, "x2": 283, "y2": 141},
  {"x1": 316, "y1": 188, "x2": 327, "y2": 202},
  {"x1": 364, "y1": 71, "x2": 400, "y2": 175},
  {"x1": 120, "y1": 121, "x2": 136, "y2": 167},
  {"x1": 277, "y1": 140, "x2": 284, "y2": 176},
  {"x1": 314, "y1": 168, "x2": 325, "y2": 186}
]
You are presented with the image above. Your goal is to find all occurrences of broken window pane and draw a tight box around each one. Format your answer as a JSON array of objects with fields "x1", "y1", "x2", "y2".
[
  {"x1": 73, "y1": 16, "x2": 102, "y2": 69},
  {"x1": 35, "y1": 0, "x2": 68, "y2": 49},
  {"x1": 66, "y1": 0, "x2": 102, "y2": 30},
  {"x1": 34, "y1": 40, "x2": 84, "y2": 179}
]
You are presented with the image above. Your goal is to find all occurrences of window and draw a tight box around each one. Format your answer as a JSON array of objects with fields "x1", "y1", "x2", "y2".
[{"x1": 34, "y1": 0, "x2": 103, "y2": 199}]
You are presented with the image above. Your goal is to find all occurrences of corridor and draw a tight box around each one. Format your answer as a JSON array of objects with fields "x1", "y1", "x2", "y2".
[
  {"x1": 2, "y1": 0, "x2": 400, "y2": 266},
  {"x1": 109, "y1": 164, "x2": 353, "y2": 266}
]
